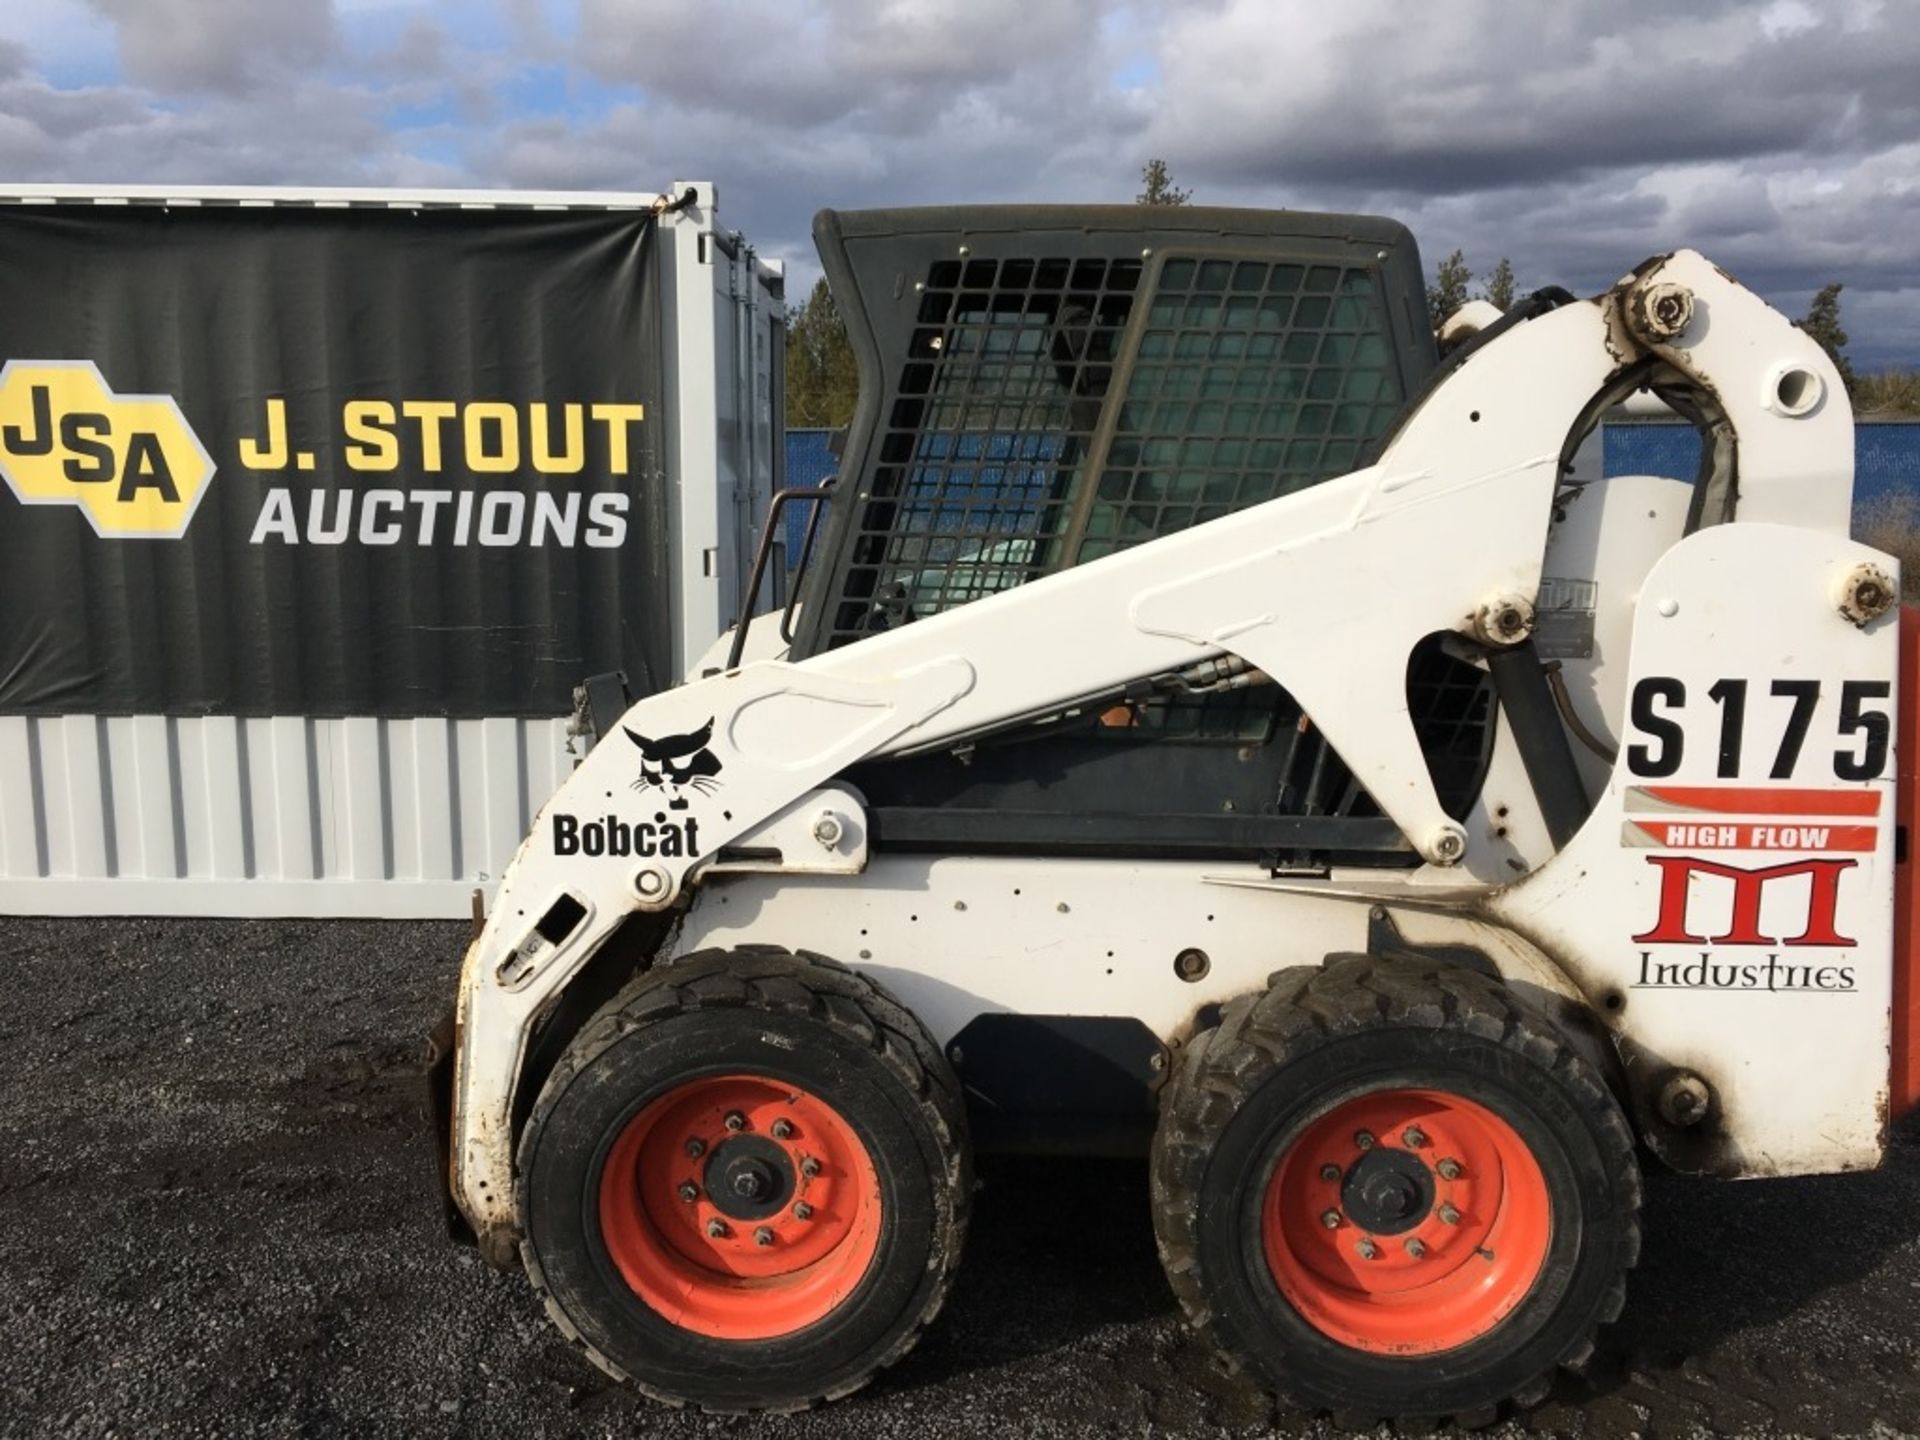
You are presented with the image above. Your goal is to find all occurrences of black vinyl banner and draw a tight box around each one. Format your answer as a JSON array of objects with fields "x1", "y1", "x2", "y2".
[{"x1": 0, "y1": 204, "x2": 669, "y2": 717}]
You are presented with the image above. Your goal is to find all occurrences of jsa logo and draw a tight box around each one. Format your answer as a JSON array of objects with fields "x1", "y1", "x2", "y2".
[{"x1": 0, "y1": 361, "x2": 215, "y2": 538}]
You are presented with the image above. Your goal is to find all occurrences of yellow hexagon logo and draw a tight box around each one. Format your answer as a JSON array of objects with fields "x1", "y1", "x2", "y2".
[{"x1": 0, "y1": 360, "x2": 215, "y2": 538}]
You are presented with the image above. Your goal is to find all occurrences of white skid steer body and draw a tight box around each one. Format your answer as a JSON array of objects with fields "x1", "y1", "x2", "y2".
[{"x1": 444, "y1": 248, "x2": 1901, "y2": 1270}]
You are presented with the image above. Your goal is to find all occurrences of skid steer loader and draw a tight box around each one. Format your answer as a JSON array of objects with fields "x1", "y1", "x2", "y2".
[{"x1": 430, "y1": 203, "x2": 1918, "y2": 1425}]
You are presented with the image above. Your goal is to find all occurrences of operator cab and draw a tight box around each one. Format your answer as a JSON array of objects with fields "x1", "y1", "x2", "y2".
[{"x1": 787, "y1": 205, "x2": 1487, "y2": 868}]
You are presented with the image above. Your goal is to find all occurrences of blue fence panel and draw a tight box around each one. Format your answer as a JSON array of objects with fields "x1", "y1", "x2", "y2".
[
  {"x1": 1858, "y1": 424, "x2": 1920, "y2": 503},
  {"x1": 1603, "y1": 421, "x2": 1920, "y2": 505},
  {"x1": 784, "y1": 429, "x2": 837, "y2": 569},
  {"x1": 1601, "y1": 424, "x2": 1701, "y2": 484}
]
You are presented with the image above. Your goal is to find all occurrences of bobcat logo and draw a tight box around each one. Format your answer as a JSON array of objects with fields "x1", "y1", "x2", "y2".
[{"x1": 624, "y1": 718, "x2": 723, "y2": 809}]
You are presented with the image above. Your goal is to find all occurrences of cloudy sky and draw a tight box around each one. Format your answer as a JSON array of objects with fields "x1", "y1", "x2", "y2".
[{"x1": 3, "y1": 0, "x2": 1917, "y2": 367}]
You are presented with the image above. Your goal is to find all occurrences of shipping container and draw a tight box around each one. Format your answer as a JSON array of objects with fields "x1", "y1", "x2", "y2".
[{"x1": 0, "y1": 181, "x2": 784, "y2": 917}]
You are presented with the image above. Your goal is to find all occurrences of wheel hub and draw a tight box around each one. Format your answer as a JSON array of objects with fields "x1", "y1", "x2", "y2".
[
  {"x1": 1261, "y1": 1086, "x2": 1552, "y2": 1356},
  {"x1": 1340, "y1": 1148, "x2": 1434, "y2": 1235},
  {"x1": 595, "y1": 1072, "x2": 884, "y2": 1341},
  {"x1": 704, "y1": 1135, "x2": 795, "y2": 1221}
]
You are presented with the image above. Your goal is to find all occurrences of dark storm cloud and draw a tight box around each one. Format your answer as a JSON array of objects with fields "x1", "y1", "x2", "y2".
[
  {"x1": 1149, "y1": 0, "x2": 1920, "y2": 192},
  {"x1": 0, "y1": 0, "x2": 1915, "y2": 364}
]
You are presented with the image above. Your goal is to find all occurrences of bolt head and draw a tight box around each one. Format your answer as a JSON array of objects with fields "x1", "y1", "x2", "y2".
[
  {"x1": 705, "y1": 1218, "x2": 728, "y2": 1239},
  {"x1": 724, "y1": 1111, "x2": 746, "y2": 1133},
  {"x1": 1631, "y1": 280, "x2": 1695, "y2": 342},
  {"x1": 1319, "y1": 1163, "x2": 1341, "y2": 1183},
  {"x1": 1436, "y1": 1158, "x2": 1462, "y2": 1180},
  {"x1": 677, "y1": 1182, "x2": 699, "y2": 1203},
  {"x1": 1174, "y1": 948, "x2": 1210, "y2": 982},
  {"x1": 1658, "y1": 1071, "x2": 1713, "y2": 1128},
  {"x1": 684, "y1": 1137, "x2": 706, "y2": 1159},
  {"x1": 794, "y1": 1202, "x2": 813, "y2": 1220},
  {"x1": 1406, "y1": 1237, "x2": 1428, "y2": 1259},
  {"x1": 1438, "y1": 1202, "x2": 1461, "y2": 1225},
  {"x1": 1402, "y1": 1126, "x2": 1427, "y2": 1149},
  {"x1": 1353, "y1": 1130, "x2": 1375, "y2": 1151},
  {"x1": 1839, "y1": 564, "x2": 1896, "y2": 626},
  {"x1": 771, "y1": 1118, "x2": 795, "y2": 1141},
  {"x1": 754, "y1": 1227, "x2": 775, "y2": 1247},
  {"x1": 1355, "y1": 1239, "x2": 1379, "y2": 1260},
  {"x1": 1320, "y1": 1209, "x2": 1342, "y2": 1230},
  {"x1": 801, "y1": 1157, "x2": 821, "y2": 1178}
]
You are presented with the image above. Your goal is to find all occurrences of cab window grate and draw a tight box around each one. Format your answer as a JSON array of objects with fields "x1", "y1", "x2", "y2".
[
  {"x1": 1078, "y1": 258, "x2": 1404, "y2": 561},
  {"x1": 826, "y1": 255, "x2": 1141, "y2": 647},
  {"x1": 823, "y1": 247, "x2": 1410, "y2": 648}
]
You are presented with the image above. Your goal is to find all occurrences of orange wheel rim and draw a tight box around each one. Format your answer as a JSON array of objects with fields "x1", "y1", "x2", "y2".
[
  {"x1": 596, "y1": 1073, "x2": 883, "y2": 1340},
  {"x1": 1261, "y1": 1087, "x2": 1551, "y2": 1355}
]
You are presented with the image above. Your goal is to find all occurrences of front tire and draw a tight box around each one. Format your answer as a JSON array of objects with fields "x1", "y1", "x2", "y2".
[
  {"x1": 518, "y1": 947, "x2": 969, "y2": 1412},
  {"x1": 1151, "y1": 955, "x2": 1640, "y2": 1427}
]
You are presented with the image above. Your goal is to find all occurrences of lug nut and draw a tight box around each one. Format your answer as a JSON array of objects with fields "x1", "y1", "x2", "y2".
[
  {"x1": 1320, "y1": 1209, "x2": 1342, "y2": 1229},
  {"x1": 1319, "y1": 1163, "x2": 1341, "y2": 1183},
  {"x1": 724, "y1": 1111, "x2": 747, "y2": 1133},
  {"x1": 1406, "y1": 1237, "x2": 1428, "y2": 1259},
  {"x1": 705, "y1": 1218, "x2": 728, "y2": 1239},
  {"x1": 1438, "y1": 1203, "x2": 1460, "y2": 1226},
  {"x1": 1355, "y1": 1238, "x2": 1379, "y2": 1260},
  {"x1": 772, "y1": 1118, "x2": 795, "y2": 1140},
  {"x1": 800, "y1": 1156, "x2": 821, "y2": 1179},
  {"x1": 754, "y1": 1227, "x2": 775, "y2": 1247},
  {"x1": 1402, "y1": 1126, "x2": 1427, "y2": 1149},
  {"x1": 677, "y1": 1182, "x2": 699, "y2": 1203},
  {"x1": 1436, "y1": 1157, "x2": 1462, "y2": 1180},
  {"x1": 794, "y1": 1202, "x2": 813, "y2": 1221},
  {"x1": 1353, "y1": 1130, "x2": 1375, "y2": 1151},
  {"x1": 685, "y1": 1137, "x2": 706, "y2": 1158}
]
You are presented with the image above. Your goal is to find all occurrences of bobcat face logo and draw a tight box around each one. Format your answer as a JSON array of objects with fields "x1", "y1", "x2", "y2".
[{"x1": 624, "y1": 718, "x2": 723, "y2": 810}]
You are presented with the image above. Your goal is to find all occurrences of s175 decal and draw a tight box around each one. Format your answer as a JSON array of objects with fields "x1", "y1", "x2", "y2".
[{"x1": 1627, "y1": 677, "x2": 1890, "y2": 782}]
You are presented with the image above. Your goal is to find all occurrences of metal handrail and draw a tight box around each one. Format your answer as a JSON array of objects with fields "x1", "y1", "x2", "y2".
[{"x1": 727, "y1": 481, "x2": 835, "y2": 672}]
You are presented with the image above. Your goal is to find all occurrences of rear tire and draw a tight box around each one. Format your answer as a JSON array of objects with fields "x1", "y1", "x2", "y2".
[
  {"x1": 518, "y1": 947, "x2": 969, "y2": 1412},
  {"x1": 1150, "y1": 954, "x2": 1639, "y2": 1427}
]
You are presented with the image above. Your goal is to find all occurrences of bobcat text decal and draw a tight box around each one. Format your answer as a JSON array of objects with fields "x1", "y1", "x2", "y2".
[
  {"x1": 552, "y1": 811, "x2": 701, "y2": 859},
  {"x1": 546, "y1": 719, "x2": 723, "y2": 862}
]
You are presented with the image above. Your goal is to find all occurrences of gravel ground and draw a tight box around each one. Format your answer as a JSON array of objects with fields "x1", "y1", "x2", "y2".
[{"x1": 4, "y1": 916, "x2": 1920, "y2": 1439}]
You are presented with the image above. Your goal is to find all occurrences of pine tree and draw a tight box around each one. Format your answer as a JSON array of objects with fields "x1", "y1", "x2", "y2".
[
  {"x1": 1797, "y1": 282, "x2": 1856, "y2": 394},
  {"x1": 1427, "y1": 250, "x2": 1472, "y2": 331},
  {"x1": 1137, "y1": 159, "x2": 1192, "y2": 207},
  {"x1": 784, "y1": 278, "x2": 860, "y2": 428},
  {"x1": 1481, "y1": 257, "x2": 1517, "y2": 312}
]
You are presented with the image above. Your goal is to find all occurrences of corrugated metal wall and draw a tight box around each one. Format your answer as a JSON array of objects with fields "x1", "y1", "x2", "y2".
[{"x1": 0, "y1": 715, "x2": 572, "y2": 917}]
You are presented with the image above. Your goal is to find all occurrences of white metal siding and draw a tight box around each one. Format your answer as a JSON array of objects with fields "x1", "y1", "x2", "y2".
[{"x1": 0, "y1": 715, "x2": 572, "y2": 917}]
